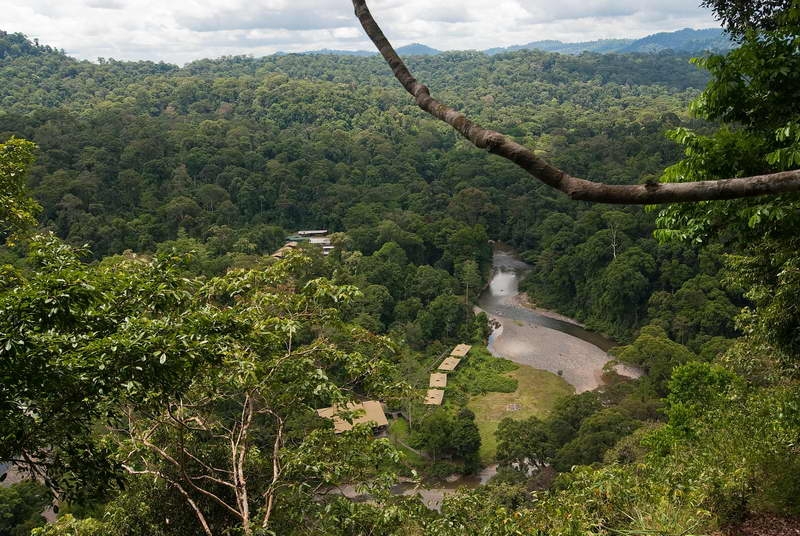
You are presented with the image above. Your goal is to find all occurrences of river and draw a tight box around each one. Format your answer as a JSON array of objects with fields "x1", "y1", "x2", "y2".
[{"x1": 478, "y1": 249, "x2": 641, "y2": 392}]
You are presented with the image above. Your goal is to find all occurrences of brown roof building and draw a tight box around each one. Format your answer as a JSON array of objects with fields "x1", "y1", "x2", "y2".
[
  {"x1": 424, "y1": 389, "x2": 444, "y2": 405},
  {"x1": 438, "y1": 356, "x2": 462, "y2": 372},
  {"x1": 450, "y1": 344, "x2": 472, "y2": 357},
  {"x1": 271, "y1": 241, "x2": 299, "y2": 259},
  {"x1": 316, "y1": 401, "x2": 388, "y2": 434},
  {"x1": 429, "y1": 373, "x2": 448, "y2": 388}
]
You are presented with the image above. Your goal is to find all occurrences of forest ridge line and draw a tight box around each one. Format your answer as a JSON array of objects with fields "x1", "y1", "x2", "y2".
[{"x1": 1, "y1": 27, "x2": 730, "y2": 65}]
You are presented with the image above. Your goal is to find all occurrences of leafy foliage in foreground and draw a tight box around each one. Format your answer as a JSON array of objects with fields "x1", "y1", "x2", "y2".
[
  {"x1": 2, "y1": 235, "x2": 414, "y2": 534},
  {"x1": 0, "y1": 481, "x2": 51, "y2": 536}
]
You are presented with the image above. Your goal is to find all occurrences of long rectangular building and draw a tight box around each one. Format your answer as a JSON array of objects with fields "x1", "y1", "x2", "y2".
[
  {"x1": 297, "y1": 230, "x2": 328, "y2": 237},
  {"x1": 450, "y1": 344, "x2": 472, "y2": 357}
]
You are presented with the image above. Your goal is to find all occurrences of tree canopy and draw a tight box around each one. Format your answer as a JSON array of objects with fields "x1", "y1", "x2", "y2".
[
  {"x1": 351, "y1": 0, "x2": 800, "y2": 204},
  {"x1": 2, "y1": 0, "x2": 800, "y2": 532}
]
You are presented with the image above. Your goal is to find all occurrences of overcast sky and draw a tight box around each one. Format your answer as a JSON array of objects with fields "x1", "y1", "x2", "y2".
[{"x1": 1, "y1": 0, "x2": 721, "y2": 64}]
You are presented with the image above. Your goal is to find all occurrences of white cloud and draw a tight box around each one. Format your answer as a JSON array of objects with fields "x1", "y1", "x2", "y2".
[
  {"x1": 84, "y1": 0, "x2": 125, "y2": 9},
  {"x1": 0, "y1": 0, "x2": 721, "y2": 64},
  {"x1": 175, "y1": 0, "x2": 352, "y2": 32}
]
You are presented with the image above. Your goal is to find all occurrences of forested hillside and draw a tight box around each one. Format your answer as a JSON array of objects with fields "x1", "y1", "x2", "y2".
[
  {"x1": 0, "y1": 30, "x2": 720, "y2": 340},
  {"x1": 1, "y1": 2, "x2": 799, "y2": 532}
]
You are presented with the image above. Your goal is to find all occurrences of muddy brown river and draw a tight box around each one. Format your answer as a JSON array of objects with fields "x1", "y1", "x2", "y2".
[{"x1": 478, "y1": 249, "x2": 641, "y2": 393}]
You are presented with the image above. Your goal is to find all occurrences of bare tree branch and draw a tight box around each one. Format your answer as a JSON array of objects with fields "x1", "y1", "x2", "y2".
[
  {"x1": 136, "y1": 432, "x2": 243, "y2": 520},
  {"x1": 261, "y1": 413, "x2": 284, "y2": 530},
  {"x1": 232, "y1": 391, "x2": 254, "y2": 536},
  {"x1": 352, "y1": 0, "x2": 800, "y2": 205},
  {"x1": 123, "y1": 465, "x2": 214, "y2": 536}
]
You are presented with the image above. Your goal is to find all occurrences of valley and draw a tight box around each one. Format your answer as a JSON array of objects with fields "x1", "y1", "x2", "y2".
[{"x1": 1, "y1": 6, "x2": 799, "y2": 532}]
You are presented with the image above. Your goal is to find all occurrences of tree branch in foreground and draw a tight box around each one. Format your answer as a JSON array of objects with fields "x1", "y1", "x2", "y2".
[{"x1": 352, "y1": 0, "x2": 800, "y2": 205}]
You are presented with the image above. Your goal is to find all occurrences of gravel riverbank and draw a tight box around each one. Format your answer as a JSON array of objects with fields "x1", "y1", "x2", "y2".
[{"x1": 478, "y1": 249, "x2": 641, "y2": 393}]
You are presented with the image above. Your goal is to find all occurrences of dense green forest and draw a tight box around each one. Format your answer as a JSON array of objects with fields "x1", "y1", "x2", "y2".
[
  {"x1": 0, "y1": 28, "x2": 721, "y2": 340},
  {"x1": 1, "y1": 0, "x2": 799, "y2": 533}
]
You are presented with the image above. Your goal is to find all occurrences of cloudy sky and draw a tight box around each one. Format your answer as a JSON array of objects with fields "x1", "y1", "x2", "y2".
[{"x1": 1, "y1": 0, "x2": 721, "y2": 64}]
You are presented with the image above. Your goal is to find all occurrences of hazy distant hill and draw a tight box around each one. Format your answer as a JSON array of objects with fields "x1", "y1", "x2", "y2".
[
  {"x1": 395, "y1": 43, "x2": 441, "y2": 56},
  {"x1": 485, "y1": 38, "x2": 633, "y2": 55},
  {"x1": 298, "y1": 43, "x2": 441, "y2": 57},
  {"x1": 296, "y1": 48, "x2": 374, "y2": 56},
  {"x1": 618, "y1": 28, "x2": 731, "y2": 53},
  {"x1": 485, "y1": 28, "x2": 731, "y2": 55},
  {"x1": 297, "y1": 28, "x2": 730, "y2": 58}
]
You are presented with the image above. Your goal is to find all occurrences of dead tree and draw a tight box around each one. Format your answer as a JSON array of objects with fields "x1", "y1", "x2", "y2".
[{"x1": 352, "y1": 0, "x2": 800, "y2": 205}]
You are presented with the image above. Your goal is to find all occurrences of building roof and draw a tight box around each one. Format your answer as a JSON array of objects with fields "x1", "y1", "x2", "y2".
[
  {"x1": 438, "y1": 356, "x2": 462, "y2": 372},
  {"x1": 429, "y1": 373, "x2": 448, "y2": 388},
  {"x1": 424, "y1": 389, "x2": 444, "y2": 405},
  {"x1": 316, "y1": 401, "x2": 388, "y2": 433},
  {"x1": 450, "y1": 344, "x2": 472, "y2": 357},
  {"x1": 297, "y1": 230, "x2": 329, "y2": 236}
]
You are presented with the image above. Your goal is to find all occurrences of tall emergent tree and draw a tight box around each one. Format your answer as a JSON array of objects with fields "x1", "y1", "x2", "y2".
[
  {"x1": 2, "y1": 239, "x2": 410, "y2": 534},
  {"x1": 113, "y1": 265, "x2": 404, "y2": 535},
  {"x1": 0, "y1": 137, "x2": 40, "y2": 240}
]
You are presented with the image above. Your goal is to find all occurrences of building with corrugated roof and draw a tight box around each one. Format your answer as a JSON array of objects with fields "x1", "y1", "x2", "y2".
[
  {"x1": 450, "y1": 344, "x2": 472, "y2": 357},
  {"x1": 297, "y1": 230, "x2": 329, "y2": 237}
]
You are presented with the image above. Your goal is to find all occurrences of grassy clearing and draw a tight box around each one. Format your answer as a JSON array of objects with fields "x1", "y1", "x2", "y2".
[
  {"x1": 388, "y1": 417, "x2": 427, "y2": 466},
  {"x1": 446, "y1": 346, "x2": 519, "y2": 404},
  {"x1": 467, "y1": 363, "x2": 573, "y2": 464},
  {"x1": 399, "y1": 345, "x2": 572, "y2": 466}
]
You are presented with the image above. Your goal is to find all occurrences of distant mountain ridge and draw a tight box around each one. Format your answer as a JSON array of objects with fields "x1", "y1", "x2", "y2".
[
  {"x1": 622, "y1": 28, "x2": 731, "y2": 53},
  {"x1": 294, "y1": 48, "x2": 374, "y2": 57},
  {"x1": 300, "y1": 28, "x2": 731, "y2": 57},
  {"x1": 297, "y1": 43, "x2": 441, "y2": 57},
  {"x1": 484, "y1": 38, "x2": 634, "y2": 55},
  {"x1": 395, "y1": 43, "x2": 442, "y2": 56},
  {"x1": 1, "y1": 27, "x2": 732, "y2": 63},
  {"x1": 485, "y1": 28, "x2": 731, "y2": 55}
]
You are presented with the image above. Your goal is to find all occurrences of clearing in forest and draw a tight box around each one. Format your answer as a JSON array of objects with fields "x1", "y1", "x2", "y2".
[{"x1": 467, "y1": 365, "x2": 573, "y2": 463}]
